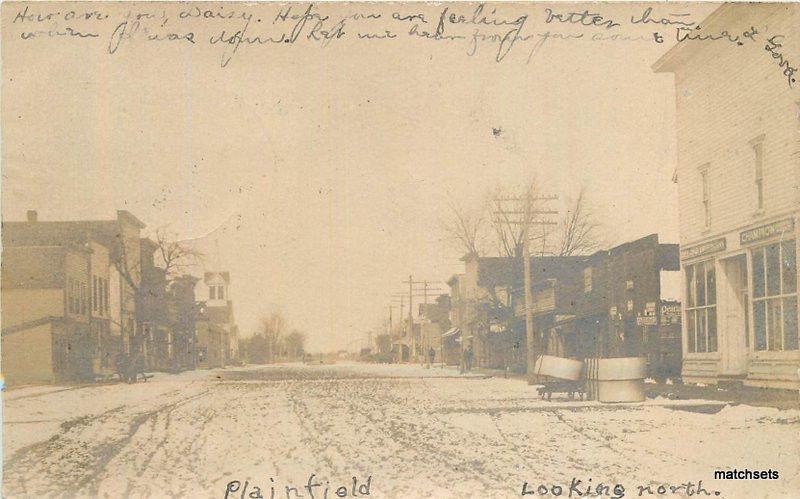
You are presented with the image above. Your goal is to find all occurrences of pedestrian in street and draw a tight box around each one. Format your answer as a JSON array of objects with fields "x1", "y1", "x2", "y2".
[
  {"x1": 427, "y1": 347, "x2": 435, "y2": 368},
  {"x1": 465, "y1": 345, "x2": 474, "y2": 372}
]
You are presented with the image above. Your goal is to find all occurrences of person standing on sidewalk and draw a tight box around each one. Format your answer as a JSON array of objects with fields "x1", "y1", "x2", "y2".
[
  {"x1": 427, "y1": 347, "x2": 435, "y2": 368},
  {"x1": 465, "y1": 345, "x2": 474, "y2": 372}
]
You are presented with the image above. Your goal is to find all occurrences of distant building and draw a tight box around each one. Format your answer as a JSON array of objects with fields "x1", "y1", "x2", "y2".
[
  {"x1": 444, "y1": 235, "x2": 681, "y2": 377},
  {"x1": 654, "y1": 4, "x2": 799, "y2": 388},
  {"x1": 167, "y1": 275, "x2": 200, "y2": 371},
  {"x1": 195, "y1": 271, "x2": 239, "y2": 368},
  {"x1": 443, "y1": 275, "x2": 463, "y2": 366},
  {"x1": 138, "y1": 238, "x2": 170, "y2": 371},
  {"x1": 418, "y1": 297, "x2": 451, "y2": 364},
  {"x1": 451, "y1": 254, "x2": 586, "y2": 372},
  {"x1": 137, "y1": 240, "x2": 198, "y2": 372},
  {"x1": 534, "y1": 235, "x2": 682, "y2": 380}
]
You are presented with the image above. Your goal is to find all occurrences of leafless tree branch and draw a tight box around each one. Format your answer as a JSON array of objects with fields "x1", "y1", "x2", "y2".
[
  {"x1": 155, "y1": 228, "x2": 204, "y2": 280},
  {"x1": 556, "y1": 187, "x2": 601, "y2": 256},
  {"x1": 440, "y1": 198, "x2": 486, "y2": 257}
]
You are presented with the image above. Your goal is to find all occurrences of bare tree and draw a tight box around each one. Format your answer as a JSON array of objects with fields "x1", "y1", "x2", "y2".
[
  {"x1": 284, "y1": 330, "x2": 307, "y2": 359},
  {"x1": 440, "y1": 199, "x2": 486, "y2": 257},
  {"x1": 110, "y1": 235, "x2": 142, "y2": 294},
  {"x1": 261, "y1": 312, "x2": 286, "y2": 363},
  {"x1": 155, "y1": 228, "x2": 204, "y2": 280},
  {"x1": 555, "y1": 188, "x2": 601, "y2": 256},
  {"x1": 112, "y1": 228, "x2": 203, "y2": 293},
  {"x1": 110, "y1": 229, "x2": 204, "y2": 356}
]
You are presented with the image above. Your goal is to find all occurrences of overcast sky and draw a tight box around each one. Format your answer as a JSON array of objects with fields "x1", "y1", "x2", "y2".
[{"x1": 2, "y1": 2, "x2": 718, "y2": 352}]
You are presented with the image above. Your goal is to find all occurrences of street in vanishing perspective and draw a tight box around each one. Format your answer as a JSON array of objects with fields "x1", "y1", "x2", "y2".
[
  {"x1": 3, "y1": 363, "x2": 798, "y2": 498},
  {"x1": 2, "y1": 1, "x2": 800, "y2": 498}
]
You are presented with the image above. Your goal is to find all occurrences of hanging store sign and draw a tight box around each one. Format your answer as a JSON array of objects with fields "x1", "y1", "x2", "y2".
[
  {"x1": 680, "y1": 237, "x2": 726, "y2": 260},
  {"x1": 660, "y1": 301, "x2": 681, "y2": 325},
  {"x1": 740, "y1": 218, "x2": 795, "y2": 245},
  {"x1": 636, "y1": 316, "x2": 657, "y2": 326}
]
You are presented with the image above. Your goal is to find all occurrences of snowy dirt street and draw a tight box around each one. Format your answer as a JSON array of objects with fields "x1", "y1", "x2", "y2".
[{"x1": 3, "y1": 363, "x2": 799, "y2": 498}]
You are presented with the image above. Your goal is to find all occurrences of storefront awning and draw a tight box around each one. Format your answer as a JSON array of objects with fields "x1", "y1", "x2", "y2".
[{"x1": 442, "y1": 327, "x2": 461, "y2": 338}]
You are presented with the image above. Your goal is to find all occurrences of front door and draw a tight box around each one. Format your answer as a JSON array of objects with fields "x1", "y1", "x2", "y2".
[{"x1": 721, "y1": 256, "x2": 748, "y2": 375}]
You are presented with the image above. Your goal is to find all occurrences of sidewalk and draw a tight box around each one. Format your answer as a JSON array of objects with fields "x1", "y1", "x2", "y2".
[
  {"x1": 645, "y1": 381, "x2": 800, "y2": 410},
  {"x1": 446, "y1": 364, "x2": 800, "y2": 410}
]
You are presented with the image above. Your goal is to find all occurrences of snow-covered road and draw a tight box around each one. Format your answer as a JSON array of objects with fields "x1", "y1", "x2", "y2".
[{"x1": 3, "y1": 363, "x2": 798, "y2": 498}]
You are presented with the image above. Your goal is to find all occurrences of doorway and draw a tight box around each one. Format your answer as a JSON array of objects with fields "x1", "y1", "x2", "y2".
[{"x1": 721, "y1": 255, "x2": 749, "y2": 375}]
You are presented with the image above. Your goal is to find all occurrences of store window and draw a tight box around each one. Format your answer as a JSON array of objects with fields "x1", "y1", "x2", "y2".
[
  {"x1": 685, "y1": 260, "x2": 717, "y2": 353},
  {"x1": 752, "y1": 240, "x2": 798, "y2": 351}
]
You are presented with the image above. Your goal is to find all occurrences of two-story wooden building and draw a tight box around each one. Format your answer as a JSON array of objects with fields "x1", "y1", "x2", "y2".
[
  {"x1": 1, "y1": 211, "x2": 126, "y2": 384},
  {"x1": 654, "y1": 4, "x2": 799, "y2": 388}
]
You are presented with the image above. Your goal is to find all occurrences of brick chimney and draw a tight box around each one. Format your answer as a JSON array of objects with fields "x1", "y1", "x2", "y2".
[{"x1": 26, "y1": 210, "x2": 38, "y2": 222}]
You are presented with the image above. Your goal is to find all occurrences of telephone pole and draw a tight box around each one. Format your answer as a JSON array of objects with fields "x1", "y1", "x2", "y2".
[
  {"x1": 493, "y1": 191, "x2": 558, "y2": 384},
  {"x1": 397, "y1": 276, "x2": 443, "y2": 363}
]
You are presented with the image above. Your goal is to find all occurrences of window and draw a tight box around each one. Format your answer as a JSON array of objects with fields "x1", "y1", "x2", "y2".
[
  {"x1": 104, "y1": 278, "x2": 110, "y2": 314},
  {"x1": 626, "y1": 279, "x2": 634, "y2": 290},
  {"x1": 685, "y1": 260, "x2": 717, "y2": 353},
  {"x1": 700, "y1": 166, "x2": 710, "y2": 228},
  {"x1": 67, "y1": 279, "x2": 74, "y2": 313},
  {"x1": 752, "y1": 240, "x2": 798, "y2": 351},
  {"x1": 99, "y1": 278, "x2": 106, "y2": 314},
  {"x1": 96, "y1": 277, "x2": 105, "y2": 315},
  {"x1": 217, "y1": 285, "x2": 225, "y2": 300},
  {"x1": 80, "y1": 282, "x2": 87, "y2": 315},
  {"x1": 583, "y1": 267, "x2": 593, "y2": 293},
  {"x1": 92, "y1": 276, "x2": 99, "y2": 312},
  {"x1": 209, "y1": 286, "x2": 216, "y2": 300},
  {"x1": 626, "y1": 300, "x2": 634, "y2": 312},
  {"x1": 753, "y1": 141, "x2": 765, "y2": 210},
  {"x1": 68, "y1": 279, "x2": 80, "y2": 314}
]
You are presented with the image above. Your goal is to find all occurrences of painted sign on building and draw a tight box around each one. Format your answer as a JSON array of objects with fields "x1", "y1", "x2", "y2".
[
  {"x1": 680, "y1": 237, "x2": 726, "y2": 260},
  {"x1": 740, "y1": 218, "x2": 795, "y2": 245}
]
